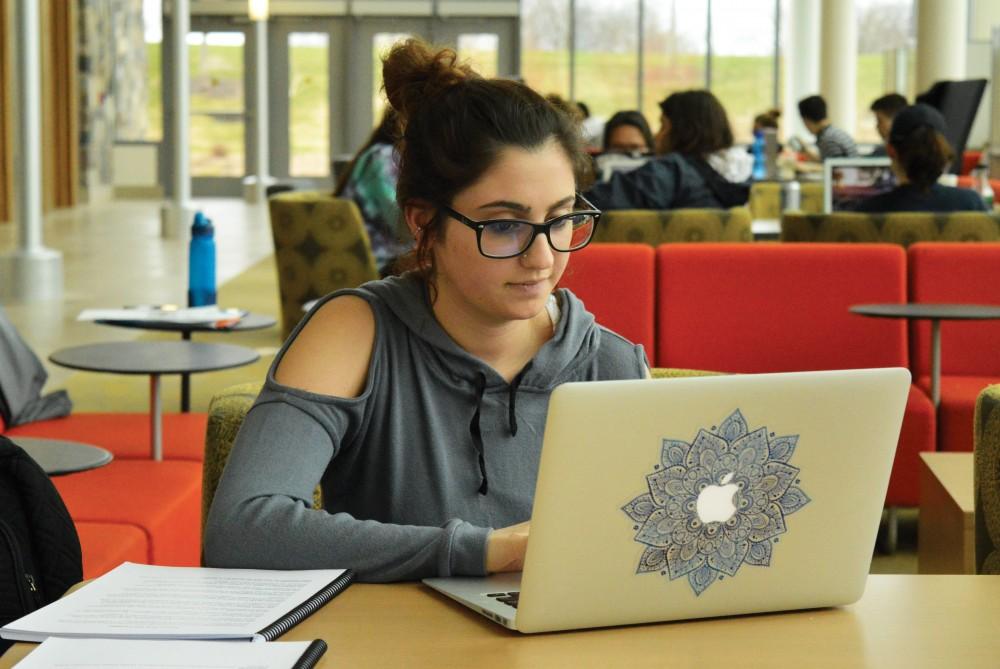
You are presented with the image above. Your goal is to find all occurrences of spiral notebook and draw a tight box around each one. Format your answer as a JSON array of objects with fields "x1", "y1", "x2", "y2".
[{"x1": 0, "y1": 562, "x2": 353, "y2": 643}]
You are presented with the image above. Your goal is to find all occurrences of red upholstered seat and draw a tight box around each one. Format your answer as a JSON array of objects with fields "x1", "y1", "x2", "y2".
[
  {"x1": 54, "y1": 460, "x2": 202, "y2": 567},
  {"x1": 5, "y1": 412, "x2": 208, "y2": 461},
  {"x1": 909, "y1": 243, "x2": 1000, "y2": 452},
  {"x1": 76, "y1": 521, "x2": 148, "y2": 579},
  {"x1": 655, "y1": 243, "x2": 932, "y2": 505},
  {"x1": 559, "y1": 243, "x2": 656, "y2": 357}
]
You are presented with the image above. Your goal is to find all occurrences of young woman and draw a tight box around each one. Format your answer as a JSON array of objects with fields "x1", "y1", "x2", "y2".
[
  {"x1": 585, "y1": 90, "x2": 750, "y2": 210},
  {"x1": 203, "y1": 40, "x2": 649, "y2": 582},
  {"x1": 856, "y1": 104, "x2": 987, "y2": 213},
  {"x1": 602, "y1": 110, "x2": 655, "y2": 154}
]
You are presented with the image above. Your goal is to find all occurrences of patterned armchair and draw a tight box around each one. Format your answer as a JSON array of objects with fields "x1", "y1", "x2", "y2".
[
  {"x1": 594, "y1": 207, "x2": 753, "y2": 245},
  {"x1": 268, "y1": 192, "x2": 380, "y2": 338},
  {"x1": 748, "y1": 182, "x2": 824, "y2": 220},
  {"x1": 781, "y1": 211, "x2": 1000, "y2": 247},
  {"x1": 976, "y1": 384, "x2": 1000, "y2": 574}
]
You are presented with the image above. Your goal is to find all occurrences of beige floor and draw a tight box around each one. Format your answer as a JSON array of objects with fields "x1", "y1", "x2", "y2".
[{"x1": 1, "y1": 197, "x2": 918, "y2": 574}]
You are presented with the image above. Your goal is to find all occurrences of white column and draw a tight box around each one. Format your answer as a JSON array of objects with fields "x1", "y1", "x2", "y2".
[
  {"x1": 161, "y1": 0, "x2": 192, "y2": 238},
  {"x1": 0, "y1": 0, "x2": 63, "y2": 301},
  {"x1": 250, "y1": 17, "x2": 271, "y2": 203},
  {"x1": 819, "y1": 0, "x2": 857, "y2": 136},
  {"x1": 916, "y1": 0, "x2": 968, "y2": 93},
  {"x1": 782, "y1": 0, "x2": 820, "y2": 142}
]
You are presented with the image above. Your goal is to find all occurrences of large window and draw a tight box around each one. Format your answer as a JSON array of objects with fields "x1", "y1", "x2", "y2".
[
  {"x1": 855, "y1": 0, "x2": 915, "y2": 143},
  {"x1": 642, "y1": 0, "x2": 707, "y2": 131},
  {"x1": 188, "y1": 31, "x2": 246, "y2": 177},
  {"x1": 573, "y1": 0, "x2": 639, "y2": 120},
  {"x1": 710, "y1": 0, "x2": 777, "y2": 144},
  {"x1": 372, "y1": 33, "x2": 411, "y2": 126},
  {"x1": 288, "y1": 32, "x2": 329, "y2": 176},
  {"x1": 458, "y1": 33, "x2": 499, "y2": 78},
  {"x1": 520, "y1": 0, "x2": 570, "y2": 99}
]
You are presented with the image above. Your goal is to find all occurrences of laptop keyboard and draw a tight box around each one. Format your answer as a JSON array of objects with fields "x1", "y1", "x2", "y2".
[{"x1": 486, "y1": 591, "x2": 520, "y2": 609}]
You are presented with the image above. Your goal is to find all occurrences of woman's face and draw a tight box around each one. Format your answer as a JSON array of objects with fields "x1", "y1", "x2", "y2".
[
  {"x1": 432, "y1": 139, "x2": 577, "y2": 325},
  {"x1": 607, "y1": 124, "x2": 649, "y2": 153}
]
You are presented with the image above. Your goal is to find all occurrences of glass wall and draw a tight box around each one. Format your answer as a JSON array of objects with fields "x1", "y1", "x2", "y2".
[
  {"x1": 572, "y1": 0, "x2": 639, "y2": 120},
  {"x1": 458, "y1": 33, "x2": 500, "y2": 78},
  {"x1": 188, "y1": 31, "x2": 246, "y2": 177},
  {"x1": 288, "y1": 32, "x2": 330, "y2": 177},
  {"x1": 642, "y1": 0, "x2": 707, "y2": 131},
  {"x1": 520, "y1": 0, "x2": 570, "y2": 99},
  {"x1": 372, "y1": 32, "x2": 412, "y2": 126},
  {"x1": 855, "y1": 0, "x2": 915, "y2": 143}
]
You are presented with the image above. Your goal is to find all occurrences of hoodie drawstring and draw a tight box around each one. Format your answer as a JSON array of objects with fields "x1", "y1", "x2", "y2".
[
  {"x1": 507, "y1": 360, "x2": 533, "y2": 437},
  {"x1": 469, "y1": 361, "x2": 534, "y2": 496},
  {"x1": 470, "y1": 372, "x2": 489, "y2": 495}
]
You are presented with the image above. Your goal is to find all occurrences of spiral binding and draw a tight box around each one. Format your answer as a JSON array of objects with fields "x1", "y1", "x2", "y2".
[
  {"x1": 291, "y1": 639, "x2": 328, "y2": 669},
  {"x1": 258, "y1": 570, "x2": 355, "y2": 641}
]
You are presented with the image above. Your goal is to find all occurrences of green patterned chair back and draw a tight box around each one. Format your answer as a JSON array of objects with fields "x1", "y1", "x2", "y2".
[
  {"x1": 595, "y1": 207, "x2": 753, "y2": 245},
  {"x1": 268, "y1": 192, "x2": 380, "y2": 338},
  {"x1": 201, "y1": 382, "x2": 323, "y2": 537},
  {"x1": 781, "y1": 211, "x2": 1000, "y2": 247},
  {"x1": 976, "y1": 385, "x2": 1000, "y2": 574},
  {"x1": 749, "y1": 182, "x2": 824, "y2": 219}
]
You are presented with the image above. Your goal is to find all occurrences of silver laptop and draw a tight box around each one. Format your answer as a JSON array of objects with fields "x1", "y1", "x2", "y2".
[
  {"x1": 424, "y1": 368, "x2": 910, "y2": 633},
  {"x1": 822, "y1": 157, "x2": 895, "y2": 213}
]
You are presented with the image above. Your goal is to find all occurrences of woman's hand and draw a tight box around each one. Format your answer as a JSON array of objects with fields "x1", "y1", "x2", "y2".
[{"x1": 485, "y1": 521, "x2": 530, "y2": 573}]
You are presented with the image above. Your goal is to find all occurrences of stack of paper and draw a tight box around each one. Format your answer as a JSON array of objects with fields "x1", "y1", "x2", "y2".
[{"x1": 77, "y1": 306, "x2": 247, "y2": 327}]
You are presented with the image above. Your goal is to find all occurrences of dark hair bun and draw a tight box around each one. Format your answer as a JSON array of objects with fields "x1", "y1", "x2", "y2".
[{"x1": 382, "y1": 39, "x2": 479, "y2": 123}]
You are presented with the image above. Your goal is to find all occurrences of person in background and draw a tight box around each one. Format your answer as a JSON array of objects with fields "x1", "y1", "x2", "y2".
[
  {"x1": 602, "y1": 111, "x2": 655, "y2": 154},
  {"x1": 585, "y1": 90, "x2": 751, "y2": 210},
  {"x1": 869, "y1": 93, "x2": 908, "y2": 157},
  {"x1": 855, "y1": 104, "x2": 986, "y2": 213},
  {"x1": 204, "y1": 39, "x2": 648, "y2": 582},
  {"x1": 753, "y1": 109, "x2": 781, "y2": 137},
  {"x1": 797, "y1": 95, "x2": 858, "y2": 161},
  {"x1": 333, "y1": 109, "x2": 412, "y2": 275}
]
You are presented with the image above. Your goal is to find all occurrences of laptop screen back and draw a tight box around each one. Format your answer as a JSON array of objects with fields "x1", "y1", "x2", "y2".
[{"x1": 823, "y1": 157, "x2": 895, "y2": 213}]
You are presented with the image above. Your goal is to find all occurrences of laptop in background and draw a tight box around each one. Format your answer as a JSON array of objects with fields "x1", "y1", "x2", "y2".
[
  {"x1": 424, "y1": 368, "x2": 910, "y2": 633},
  {"x1": 822, "y1": 157, "x2": 895, "y2": 213}
]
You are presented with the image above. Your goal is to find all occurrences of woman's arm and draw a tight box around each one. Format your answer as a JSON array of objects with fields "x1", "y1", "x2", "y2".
[{"x1": 203, "y1": 297, "x2": 490, "y2": 582}]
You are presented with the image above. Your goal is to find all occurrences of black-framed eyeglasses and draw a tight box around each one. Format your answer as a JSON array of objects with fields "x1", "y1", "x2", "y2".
[{"x1": 439, "y1": 193, "x2": 601, "y2": 259}]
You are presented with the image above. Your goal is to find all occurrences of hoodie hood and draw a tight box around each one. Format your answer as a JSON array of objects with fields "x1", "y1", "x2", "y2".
[{"x1": 359, "y1": 273, "x2": 601, "y2": 393}]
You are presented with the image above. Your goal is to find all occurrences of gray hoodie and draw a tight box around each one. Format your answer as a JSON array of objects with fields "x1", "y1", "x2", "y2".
[{"x1": 203, "y1": 273, "x2": 647, "y2": 582}]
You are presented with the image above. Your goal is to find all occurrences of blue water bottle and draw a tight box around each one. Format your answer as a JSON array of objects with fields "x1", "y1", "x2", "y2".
[
  {"x1": 751, "y1": 131, "x2": 767, "y2": 181},
  {"x1": 188, "y1": 212, "x2": 217, "y2": 306}
]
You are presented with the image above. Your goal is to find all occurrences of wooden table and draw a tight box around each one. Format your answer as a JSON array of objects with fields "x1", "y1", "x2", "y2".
[
  {"x1": 5, "y1": 576, "x2": 1000, "y2": 667},
  {"x1": 919, "y1": 452, "x2": 975, "y2": 574}
]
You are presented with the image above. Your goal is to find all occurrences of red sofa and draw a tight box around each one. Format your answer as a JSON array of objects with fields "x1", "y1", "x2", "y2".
[
  {"x1": 2, "y1": 412, "x2": 207, "y2": 577},
  {"x1": 908, "y1": 243, "x2": 1000, "y2": 453},
  {"x1": 651, "y1": 244, "x2": 934, "y2": 507},
  {"x1": 559, "y1": 243, "x2": 655, "y2": 356}
]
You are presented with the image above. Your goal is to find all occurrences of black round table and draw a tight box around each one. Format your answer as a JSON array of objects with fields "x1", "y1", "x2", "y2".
[
  {"x1": 850, "y1": 303, "x2": 1000, "y2": 407},
  {"x1": 49, "y1": 342, "x2": 260, "y2": 460},
  {"x1": 12, "y1": 437, "x2": 113, "y2": 476},
  {"x1": 95, "y1": 312, "x2": 276, "y2": 412}
]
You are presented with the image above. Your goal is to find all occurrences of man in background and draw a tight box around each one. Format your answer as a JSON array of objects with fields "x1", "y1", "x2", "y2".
[
  {"x1": 869, "y1": 93, "x2": 908, "y2": 156},
  {"x1": 797, "y1": 95, "x2": 859, "y2": 161}
]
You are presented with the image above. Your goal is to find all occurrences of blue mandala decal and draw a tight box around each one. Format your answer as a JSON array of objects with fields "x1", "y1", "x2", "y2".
[{"x1": 622, "y1": 409, "x2": 810, "y2": 596}]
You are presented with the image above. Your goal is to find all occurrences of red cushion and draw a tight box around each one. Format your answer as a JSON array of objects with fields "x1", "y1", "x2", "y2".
[
  {"x1": 907, "y1": 243, "x2": 1000, "y2": 378},
  {"x1": 954, "y1": 175, "x2": 1000, "y2": 193},
  {"x1": 916, "y1": 374, "x2": 1000, "y2": 453},
  {"x1": 886, "y1": 385, "x2": 936, "y2": 506},
  {"x1": 960, "y1": 151, "x2": 982, "y2": 176},
  {"x1": 76, "y1": 521, "x2": 148, "y2": 579},
  {"x1": 559, "y1": 243, "x2": 655, "y2": 357},
  {"x1": 54, "y1": 460, "x2": 202, "y2": 567},
  {"x1": 5, "y1": 412, "x2": 207, "y2": 461},
  {"x1": 655, "y1": 244, "x2": 908, "y2": 371}
]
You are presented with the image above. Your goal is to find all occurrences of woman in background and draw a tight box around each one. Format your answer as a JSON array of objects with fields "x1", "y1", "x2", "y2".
[
  {"x1": 855, "y1": 104, "x2": 986, "y2": 213},
  {"x1": 333, "y1": 109, "x2": 412, "y2": 274},
  {"x1": 602, "y1": 111, "x2": 655, "y2": 154}
]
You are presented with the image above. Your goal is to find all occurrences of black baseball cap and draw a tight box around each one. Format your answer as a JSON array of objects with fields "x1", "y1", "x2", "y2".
[{"x1": 888, "y1": 103, "x2": 948, "y2": 145}]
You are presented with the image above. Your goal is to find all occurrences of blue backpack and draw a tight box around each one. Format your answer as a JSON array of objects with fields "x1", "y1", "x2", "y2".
[{"x1": 0, "y1": 435, "x2": 82, "y2": 652}]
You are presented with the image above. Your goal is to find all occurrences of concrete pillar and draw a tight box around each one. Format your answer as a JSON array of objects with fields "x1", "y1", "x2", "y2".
[
  {"x1": 161, "y1": 0, "x2": 192, "y2": 238},
  {"x1": 819, "y1": 0, "x2": 857, "y2": 135},
  {"x1": 246, "y1": 16, "x2": 272, "y2": 203},
  {"x1": 916, "y1": 0, "x2": 968, "y2": 93},
  {"x1": 782, "y1": 0, "x2": 820, "y2": 142},
  {"x1": 0, "y1": 0, "x2": 63, "y2": 302}
]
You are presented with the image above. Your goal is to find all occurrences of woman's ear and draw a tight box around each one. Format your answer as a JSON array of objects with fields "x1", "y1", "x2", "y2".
[{"x1": 403, "y1": 201, "x2": 437, "y2": 240}]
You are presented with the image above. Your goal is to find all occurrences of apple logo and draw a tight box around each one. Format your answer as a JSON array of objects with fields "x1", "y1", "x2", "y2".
[{"x1": 696, "y1": 472, "x2": 739, "y2": 524}]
